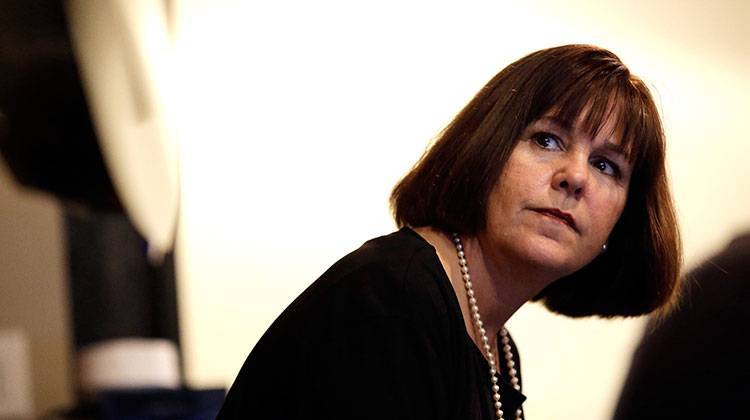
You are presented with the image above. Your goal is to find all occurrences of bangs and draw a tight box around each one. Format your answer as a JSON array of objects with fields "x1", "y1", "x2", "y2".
[{"x1": 526, "y1": 57, "x2": 659, "y2": 166}]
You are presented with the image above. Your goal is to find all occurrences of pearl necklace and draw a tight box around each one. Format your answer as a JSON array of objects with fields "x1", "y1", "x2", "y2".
[{"x1": 452, "y1": 233, "x2": 522, "y2": 420}]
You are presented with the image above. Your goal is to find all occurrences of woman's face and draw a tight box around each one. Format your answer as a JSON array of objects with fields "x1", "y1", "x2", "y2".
[{"x1": 479, "y1": 111, "x2": 632, "y2": 280}]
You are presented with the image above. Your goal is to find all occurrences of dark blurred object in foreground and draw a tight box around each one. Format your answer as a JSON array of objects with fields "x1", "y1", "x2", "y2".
[
  {"x1": 0, "y1": 0, "x2": 122, "y2": 211},
  {"x1": 613, "y1": 233, "x2": 750, "y2": 419},
  {"x1": 1, "y1": 3, "x2": 193, "y2": 418}
]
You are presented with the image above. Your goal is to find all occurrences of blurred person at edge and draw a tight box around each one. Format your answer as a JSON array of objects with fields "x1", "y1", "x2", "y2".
[
  {"x1": 218, "y1": 44, "x2": 682, "y2": 420},
  {"x1": 614, "y1": 232, "x2": 750, "y2": 419}
]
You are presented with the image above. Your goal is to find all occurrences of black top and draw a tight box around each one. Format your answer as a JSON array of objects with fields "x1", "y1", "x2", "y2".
[{"x1": 217, "y1": 227, "x2": 526, "y2": 419}]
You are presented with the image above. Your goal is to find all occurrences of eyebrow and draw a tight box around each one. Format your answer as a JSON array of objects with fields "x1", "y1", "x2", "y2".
[
  {"x1": 537, "y1": 116, "x2": 573, "y2": 133},
  {"x1": 601, "y1": 141, "x2": 628, "y2": 156},
  {"x1": 536, "y1": 116, "x2": 629, "y2": 158}
]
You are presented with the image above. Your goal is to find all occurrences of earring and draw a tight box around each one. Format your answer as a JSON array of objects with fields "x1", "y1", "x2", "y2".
[{"x1": 602, "y1": 242, "x2": 608, "y2": 252}]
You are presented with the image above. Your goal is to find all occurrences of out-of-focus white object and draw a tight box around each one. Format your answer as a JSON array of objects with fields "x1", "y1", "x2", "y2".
[
  {"x1": 0, "y1": 329, "x2": 34, "y2": 418},
  {"x1": 65, "y1": 0, "x2": 180, "y2": 261},
  {"x1": 78, "y1": 338, "x2": 181, "y2": 395}
]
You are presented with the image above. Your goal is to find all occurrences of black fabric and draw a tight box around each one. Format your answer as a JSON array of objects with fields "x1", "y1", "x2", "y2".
[
  {"x1": 218, "y1": 227, "x2": 525, "y2": 420},
  {"x1": 613, "y1": 233, "x2": 750, "y2": 419}
]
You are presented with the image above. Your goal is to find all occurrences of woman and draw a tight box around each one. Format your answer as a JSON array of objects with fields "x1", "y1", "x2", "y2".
[{"x1": 217, "y1": 45, "x2": 681, "y2": 420}]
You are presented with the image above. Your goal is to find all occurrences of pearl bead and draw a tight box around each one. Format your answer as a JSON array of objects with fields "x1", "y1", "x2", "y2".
[
  {"x1": 493, "y1": 393, "x2": 501, "y2": 401},
  {"x1": 469, "y1": 297, "x2": 477, "y2": 305},
  {"x1": 493, "y1": 385, "x2": 500, "y2": 392},
  {"x1": 497, "y1": 410, "x2": 504, "y2": 417},
  {"x1": 457, "y1": 250, "x2": 465, "y2": 258},
  {"x1": 463, "y1": 273, "x2": 471, "y2": 281},
  {"x1": 461, "y1": 266, "x2": 469, "y2": 274}
]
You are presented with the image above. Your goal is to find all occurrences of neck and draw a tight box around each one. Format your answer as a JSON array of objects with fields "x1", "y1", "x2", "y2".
[{"x1": 414, "y1": 226, "x2": 555, "y2": 343}]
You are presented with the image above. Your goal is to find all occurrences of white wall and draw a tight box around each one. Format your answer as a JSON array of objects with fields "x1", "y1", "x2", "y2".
[{"x1": 171, "y1": 1, "x2": 749, "y2": 419}]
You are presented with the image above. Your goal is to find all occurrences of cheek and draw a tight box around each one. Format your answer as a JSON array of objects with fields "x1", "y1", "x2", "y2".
[
  {"x1": 496, "y1": 153, "x2": 548, "y2": 202},
  {"x1": 489, "y1": 170, "x2": 535, "y2": 223},
  {"x1": 591, "y1": 190, "x2": 628, "y2": 236}
]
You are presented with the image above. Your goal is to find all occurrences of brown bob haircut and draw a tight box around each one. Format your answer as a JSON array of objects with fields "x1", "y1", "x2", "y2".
[{"x1": 391, "y1": 44, "x2": 681, "y2": 318}]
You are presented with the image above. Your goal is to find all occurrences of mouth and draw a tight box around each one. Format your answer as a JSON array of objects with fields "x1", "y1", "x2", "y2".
[{"x1": 531, "y1": 208, "x2": 579, "y2": 233}]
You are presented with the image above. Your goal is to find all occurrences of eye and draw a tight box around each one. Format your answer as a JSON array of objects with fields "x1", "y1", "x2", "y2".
[
  {"x1": 591, "y1": 157, "x2": 621, "y2": 178},
  {"x1": 531, "y1": 132, "x2": 564, "y2": 151}
]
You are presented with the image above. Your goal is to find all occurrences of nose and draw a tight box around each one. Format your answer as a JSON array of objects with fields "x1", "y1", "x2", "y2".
[{"x1": 552, "y1": 158, "x2": 588, "y2": 199}]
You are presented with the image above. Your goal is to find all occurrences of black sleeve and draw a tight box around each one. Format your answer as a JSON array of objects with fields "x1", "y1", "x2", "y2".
[{"x1": 217, "y1": 243, "x2": 456, "y2": 420}]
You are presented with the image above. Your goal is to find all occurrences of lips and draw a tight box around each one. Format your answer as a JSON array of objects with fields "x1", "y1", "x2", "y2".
[{"x1": 532, "y1": 208, "x2": 579, "y2": 233}]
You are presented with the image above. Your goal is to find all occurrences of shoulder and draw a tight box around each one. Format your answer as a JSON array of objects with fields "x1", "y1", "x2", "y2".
[
  {"x1": 330, "y1": 227, "x2": 442, "y2": 282},
  {"x1": 241, "y1": 227, "x2": 464, "y2": 371},
  {"x1": 289, "y1": 227, "x2": 454, "y2": 322}
]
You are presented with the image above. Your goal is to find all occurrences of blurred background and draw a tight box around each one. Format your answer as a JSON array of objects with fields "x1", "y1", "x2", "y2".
[{"x1": 1, "y1": 0, "x2": 748, "y2": 418}]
